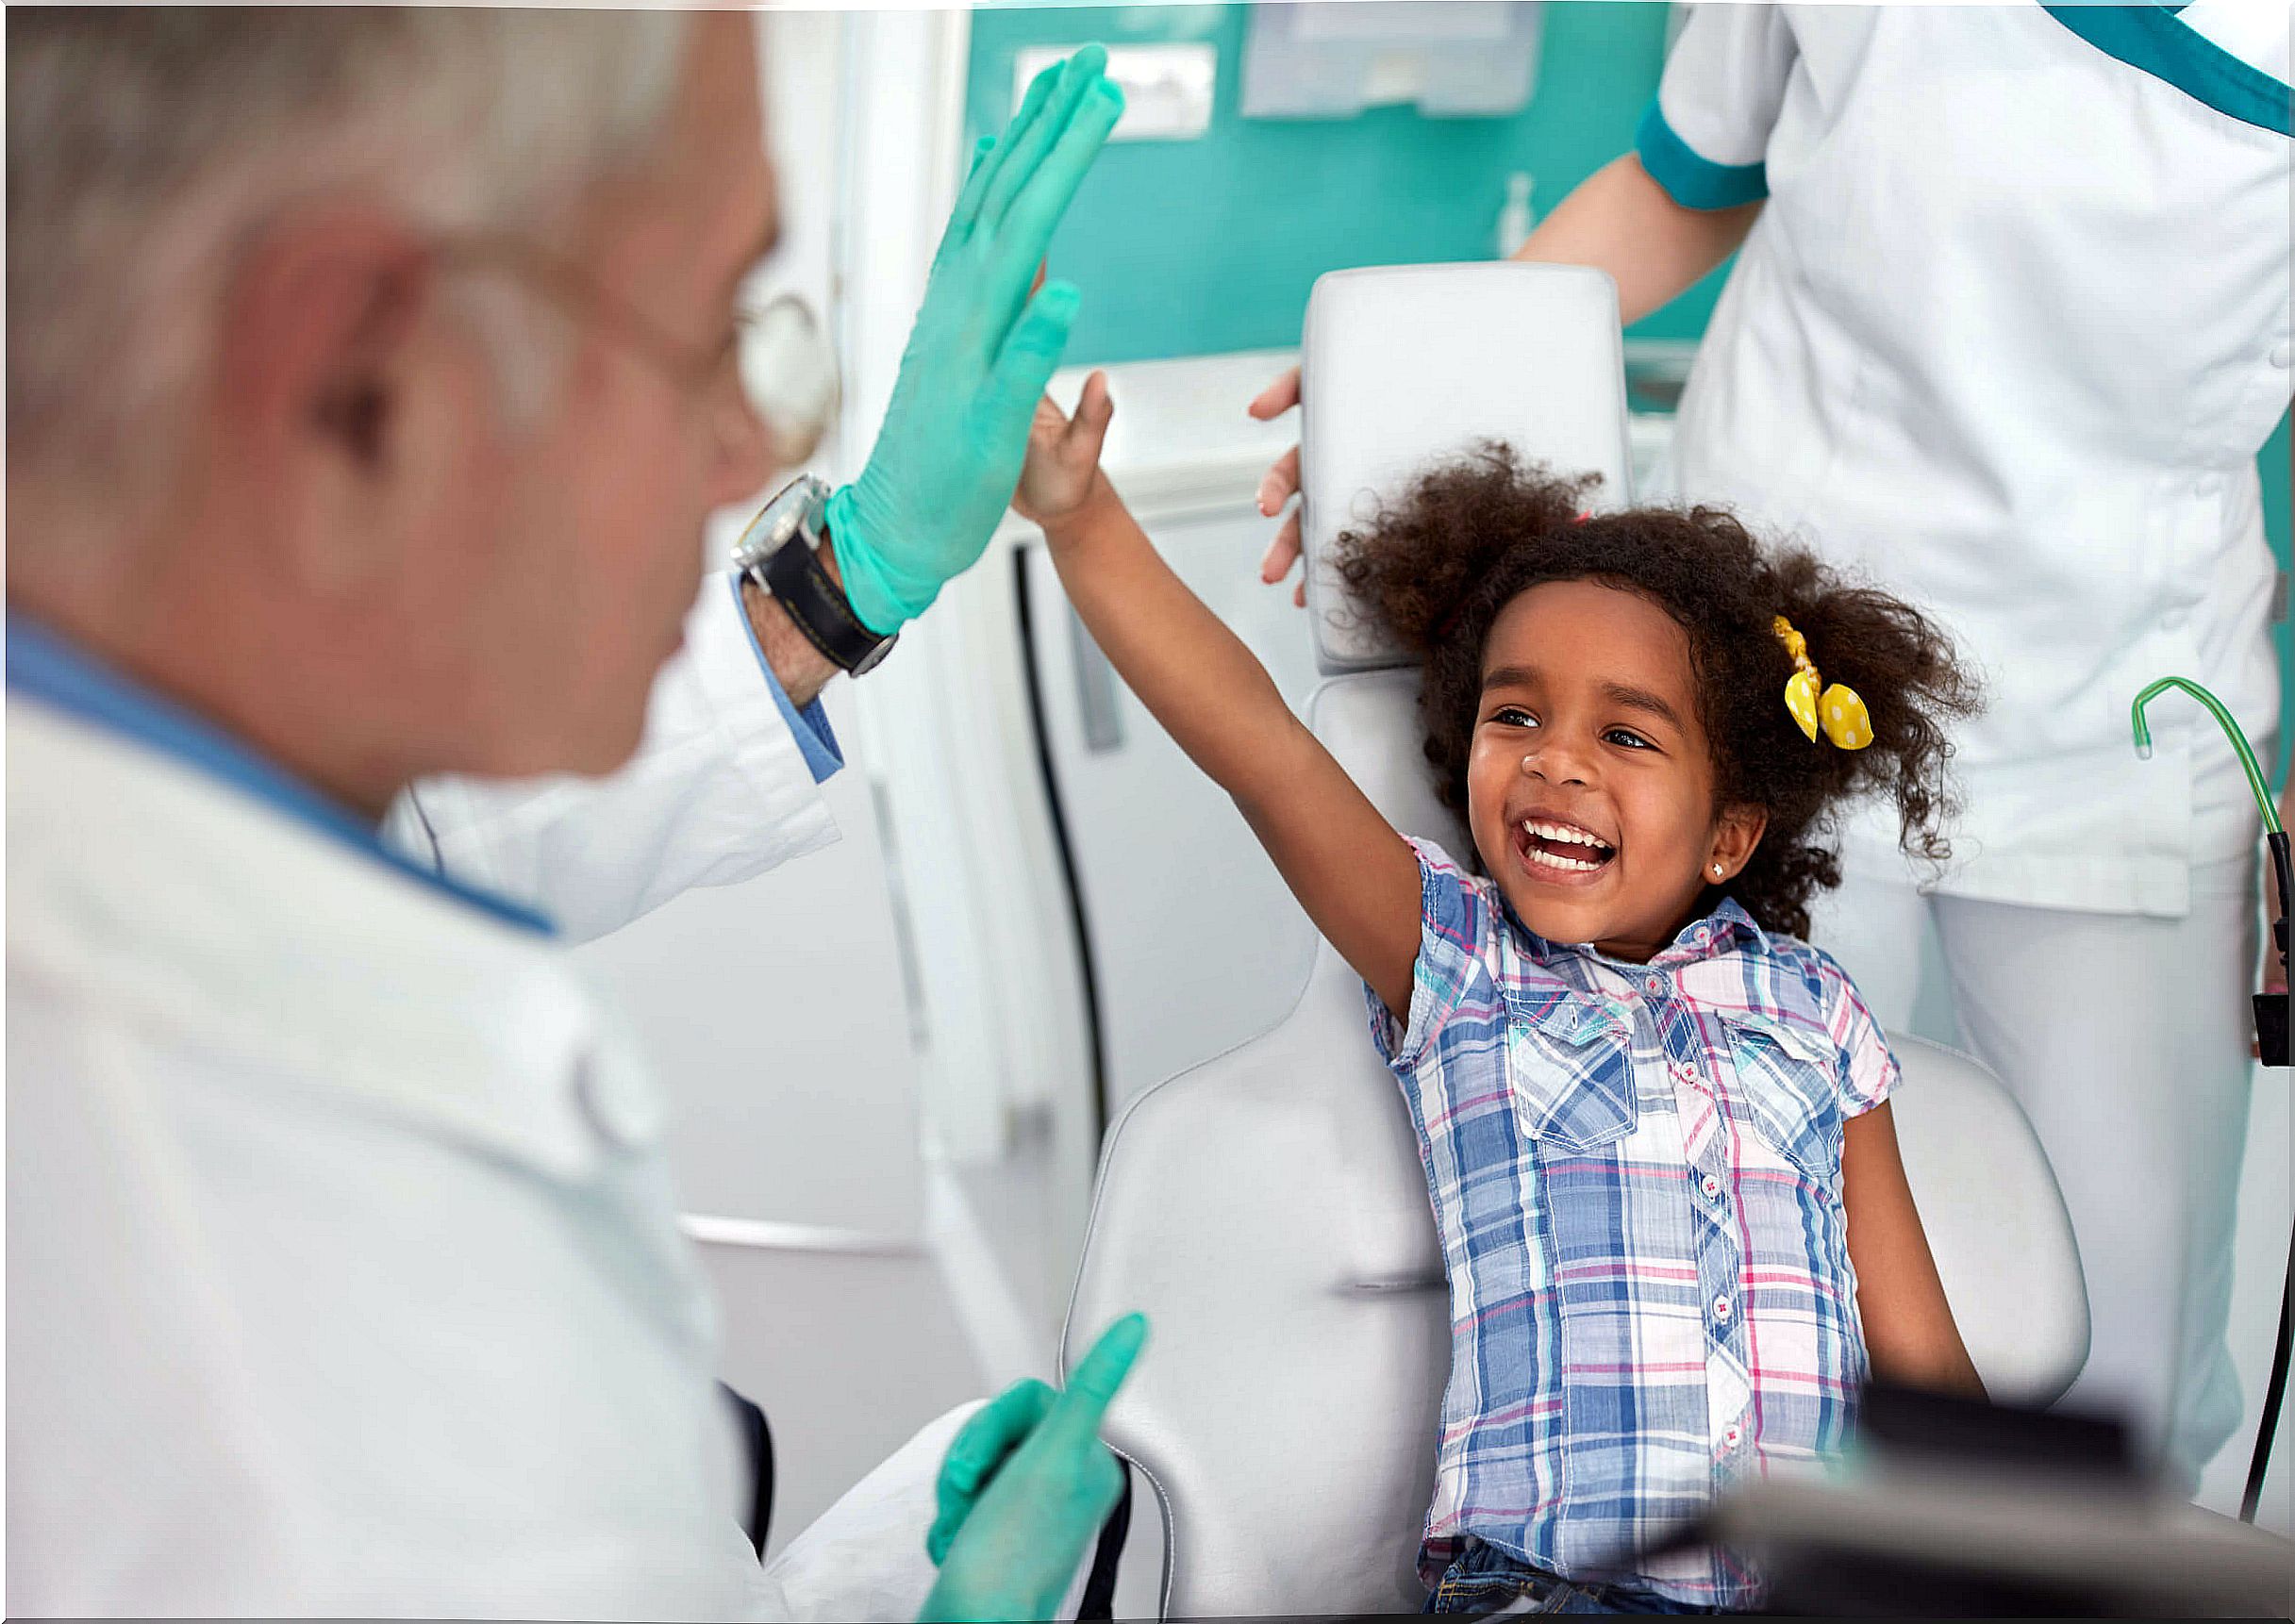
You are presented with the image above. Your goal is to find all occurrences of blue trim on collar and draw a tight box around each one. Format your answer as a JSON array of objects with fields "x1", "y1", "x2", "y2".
[
  {"x1": 2043, "y1": 5, "x2": 2290, "y2": 137},
  {"x1": 7, "y1": 615, "x2": 556, "y2": 936},
  {"x1": 1634, "y1": 100, "x2": 1770, "y2": 211}
]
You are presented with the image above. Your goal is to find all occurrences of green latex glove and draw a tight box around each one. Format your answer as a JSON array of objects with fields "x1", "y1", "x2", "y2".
[
  {"x1": 919, "y1": 1313, "x2": 1148, "y2": 1622},
  {"x1": 827, "y1": 46, "x2": 1125, "y2": 634}
]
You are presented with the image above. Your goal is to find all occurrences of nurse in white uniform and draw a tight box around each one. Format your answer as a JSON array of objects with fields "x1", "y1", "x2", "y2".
[
  {"x1": 1253, "y1": 3, "x2": 2289, "y2": 1487},
  {"x1": 8, "y1": 12, "x2": 1136, "y2": 1618}
]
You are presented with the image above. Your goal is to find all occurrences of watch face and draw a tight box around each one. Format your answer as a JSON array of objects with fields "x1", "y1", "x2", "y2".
[
  {"x1": 849, "y1": 634, "x2": 897, "y2": 677},
  {"x1": 733, "y1": 475, "x2": 827, "y2": 571}
]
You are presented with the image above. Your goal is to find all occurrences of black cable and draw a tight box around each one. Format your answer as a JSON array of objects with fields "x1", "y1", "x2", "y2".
[
  {"x1": 2240, "y1": 830, "x2": 2292, "y2": 1523},
  {"x1": 1013, "y1": 545, "x2": 1113, "y2": 1147},
  {"x1": 2244, "y1": 1257, "x2": 2291, "y2": 1522}
]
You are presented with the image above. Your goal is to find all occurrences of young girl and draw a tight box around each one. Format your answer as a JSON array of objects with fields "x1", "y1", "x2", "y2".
[{"x1": 1022, "y1": 380, "x2": 1985, "y2": 1612}]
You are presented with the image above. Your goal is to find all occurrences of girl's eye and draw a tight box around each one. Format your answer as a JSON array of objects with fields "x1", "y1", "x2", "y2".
[
  {"x1": 1605, "y1": 727, "x2": 1655, "y2": 751},
  {"x1": 1490, "y1": 705, "x2": 1538, "y2": 729}
]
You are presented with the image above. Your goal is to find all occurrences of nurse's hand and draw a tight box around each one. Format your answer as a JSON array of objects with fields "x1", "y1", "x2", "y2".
[
  {"x1": 1247, "y1": 365, "x2": 1307, "y2": 607},
  {"x1": 919, "y1": 1314, "x2": 1147, "y2": 1622},
  {"x1": 824, "y1": 47, "x2": 1124, "y2": 636}
]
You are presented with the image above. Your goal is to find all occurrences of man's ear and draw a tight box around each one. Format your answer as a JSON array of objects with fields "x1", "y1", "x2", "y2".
[
  {"x1": 1709, "y1": 803, "x2": 1769, "y2": 882},
  {"x1": 210, "y1": 208, "x2": 434, "y2": 588}
]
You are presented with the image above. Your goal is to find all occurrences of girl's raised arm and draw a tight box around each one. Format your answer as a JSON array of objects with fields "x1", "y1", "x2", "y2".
[{"x1": 1020, "y1": 375, "x2": 1423, "y2": 1016}]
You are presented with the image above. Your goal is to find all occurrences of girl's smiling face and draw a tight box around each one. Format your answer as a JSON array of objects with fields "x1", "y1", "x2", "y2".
[{"x1": 1466, "y1": 578, "x2": 1767, "y2": 962}]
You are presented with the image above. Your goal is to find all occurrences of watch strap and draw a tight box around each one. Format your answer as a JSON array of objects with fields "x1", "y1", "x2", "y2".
[{"x1": 757, "y1": 533, "x2": 896, "y2": 675}]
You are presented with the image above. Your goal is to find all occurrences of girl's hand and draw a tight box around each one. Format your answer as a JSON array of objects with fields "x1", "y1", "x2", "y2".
[{"x1": 1014, "y1": 369, "x2": 1116, "y2": 531}]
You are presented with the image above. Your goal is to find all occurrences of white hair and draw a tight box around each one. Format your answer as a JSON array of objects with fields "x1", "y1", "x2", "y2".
[{"x1": 7, "y1": 8, "x2": 691, "y2": 509}]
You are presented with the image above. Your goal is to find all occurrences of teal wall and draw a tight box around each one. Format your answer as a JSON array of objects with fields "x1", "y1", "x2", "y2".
[
  {"x1": 965, "y1": 1, "x2": 1730, "y2": 361},
  {"x1": 967, "y1": 2, "x2": 2292, "y2": 774}
]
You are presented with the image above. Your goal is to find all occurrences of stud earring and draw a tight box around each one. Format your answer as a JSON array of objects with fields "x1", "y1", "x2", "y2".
[{"x1": 1711, "y1": 863, "x2": 1725, "y2": 879}]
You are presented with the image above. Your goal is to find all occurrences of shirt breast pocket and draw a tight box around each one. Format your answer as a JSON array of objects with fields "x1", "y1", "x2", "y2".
[
  {"x1": 1505, "y1": 991, "x2": 1637, "y2": 1152},
  {"x1": 1720, "y1": 1011, "x2": 1844, "y2": 1183}
]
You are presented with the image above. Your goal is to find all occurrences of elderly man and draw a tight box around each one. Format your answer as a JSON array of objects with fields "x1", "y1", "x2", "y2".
[{"x1": 8, "y1": 11, "x2": 1134, "y2": 1618}]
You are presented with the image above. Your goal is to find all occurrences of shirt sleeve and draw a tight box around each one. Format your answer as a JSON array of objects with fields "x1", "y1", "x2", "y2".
[
  {"x1": 724, "y1": 571, "x2": 842, "y2": 784},
  {"x1": 1367, "y1": 836, "x2": 1502, "y2": 1072},
  {"x1": 1811, "y1": 947, "x2": 1899, "y2": 1119},
  {"x1": 380, "y1": 572, "x2": 841, "y2": 944},
  {"x1": 1635, "y1": 4, "x2": 1799, "y2": 209}
]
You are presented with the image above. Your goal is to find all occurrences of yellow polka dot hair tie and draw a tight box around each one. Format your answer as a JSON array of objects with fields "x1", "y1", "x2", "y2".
[{"x1": 1772, "y1": 615, "x2": 1873, "y2": 750}]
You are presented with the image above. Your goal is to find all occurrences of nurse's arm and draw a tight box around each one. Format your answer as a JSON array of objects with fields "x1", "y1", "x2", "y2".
[
  {"x1": 1839, "y1": 1102, "x2": 1987, "y2": 1398},
  {"x1": 1510, "y1": 153, "x2": 1762, "y2": 325}
]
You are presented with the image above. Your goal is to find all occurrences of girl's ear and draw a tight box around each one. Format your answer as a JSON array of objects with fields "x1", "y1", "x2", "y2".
[{"x1": 1707, "y1": 804, "x2": 1768, "y2": 882}]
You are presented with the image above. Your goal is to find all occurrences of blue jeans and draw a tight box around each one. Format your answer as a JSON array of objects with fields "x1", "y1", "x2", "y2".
[{"x1": 1425, "y1": 1539, "x2": 1727, "y2": 1616}]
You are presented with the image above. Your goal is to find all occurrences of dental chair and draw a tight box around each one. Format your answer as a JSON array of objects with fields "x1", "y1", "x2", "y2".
[{"x1": 1060, "y1": 265, "x2": 2092, "y2": 1619}]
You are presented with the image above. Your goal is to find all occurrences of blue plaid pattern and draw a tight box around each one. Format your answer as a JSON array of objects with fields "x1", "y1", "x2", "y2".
[{"x1": 1371, "y1": 839, "x2": 1897, "y2": 1610}]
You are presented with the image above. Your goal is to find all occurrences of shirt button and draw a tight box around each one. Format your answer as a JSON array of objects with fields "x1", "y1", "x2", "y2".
[
  {"x1": 2271, "y1": 342, "x2": 2291, "y2": 370},
  {"x1": 1643, "y1": 975, "x2": 1665, "y2": 996},
  {"x1": 1701, "y1": 1173, "x2": 1723, "y2": 1201},
  {"x1": 2193, "y1": 474, "x2": 2220, "y2": 500},
  {"x1": 1713, "y1": 1294, "x2": 1734, "y2": 1322},
  {"x1": 1724, "y1": 1424, "x2": 1742, "y2": 1450},
  {"x1": 2161, "y1": 607, "x2": 2188, "y2": 631}
]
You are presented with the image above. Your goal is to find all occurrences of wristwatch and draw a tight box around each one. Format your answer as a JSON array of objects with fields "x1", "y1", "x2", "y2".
[{"x1": 732, "y1": 475, "x2": 900, "y2": 677}]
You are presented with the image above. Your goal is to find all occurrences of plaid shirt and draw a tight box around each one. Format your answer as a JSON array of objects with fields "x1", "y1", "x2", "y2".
[{"x1": 1371, "y1": 839, "x2": 1897, "y2": 1609}]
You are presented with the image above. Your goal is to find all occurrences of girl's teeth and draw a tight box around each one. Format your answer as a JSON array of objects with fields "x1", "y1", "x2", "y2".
[
  {"x1": 1525, "y1": 847, "x2": 1600, "y2": 873},
  {"x1": 1522, "y1": 819, "x2": 1611, "y2": 852}
]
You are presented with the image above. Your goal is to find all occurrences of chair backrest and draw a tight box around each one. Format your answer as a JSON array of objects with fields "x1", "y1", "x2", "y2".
[
  {"x1": 1298, "y1": 263, "x2": 1635, "y2": 673},
  {"x1": 1059, "y1": 265, "x2": 2088, "y2": 1617}
]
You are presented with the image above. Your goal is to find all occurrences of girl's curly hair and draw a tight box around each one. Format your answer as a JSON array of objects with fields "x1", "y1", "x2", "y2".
[{"x1": 1333, "y1": 444, "x2": 1981, "y2": 941}]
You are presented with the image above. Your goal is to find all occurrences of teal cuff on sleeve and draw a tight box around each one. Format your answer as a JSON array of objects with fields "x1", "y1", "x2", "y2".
[{"x1": 1635, "y1": 99, "x2": 1770, "y2": 210}]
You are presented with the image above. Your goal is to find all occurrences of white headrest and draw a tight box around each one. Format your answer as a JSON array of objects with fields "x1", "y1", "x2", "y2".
[{"x1": 1299, "y1": 263, "x2": 1634, "y2": 673}]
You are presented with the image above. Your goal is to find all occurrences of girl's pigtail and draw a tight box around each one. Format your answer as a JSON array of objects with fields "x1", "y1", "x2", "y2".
[{"x1": 1770, "y1": 554, "x2": 1982, "y2": 867}]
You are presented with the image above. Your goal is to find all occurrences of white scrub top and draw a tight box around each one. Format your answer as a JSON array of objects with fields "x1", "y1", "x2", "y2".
[
  {"x1": 6, "y1": 586, "x2": 840, "y2": 1616},
  {"x1": 1646, "y1": 3, "x2": 2291, "y2": 918}
]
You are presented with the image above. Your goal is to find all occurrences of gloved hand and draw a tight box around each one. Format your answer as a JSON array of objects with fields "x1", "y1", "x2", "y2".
[
  {"x1": 918, "y1": 1313, "x2": 1147, "y2": 1622},
  {"x1": 827, "y1": 46, "x2": 1125, "y2": 634}
]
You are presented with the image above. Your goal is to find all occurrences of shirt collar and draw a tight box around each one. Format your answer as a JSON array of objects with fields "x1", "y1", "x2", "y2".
[
  {"x1": 1509, "y1": 893, "x2": 1770, "y2": 969},
  {"x1": 6, "y1": 612, "x2": 554, "y2": 936}
]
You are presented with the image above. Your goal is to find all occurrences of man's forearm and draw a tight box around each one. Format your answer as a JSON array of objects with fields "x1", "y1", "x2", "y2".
[
  {"x1": 1512, "y1": 153, "x2": 1762, "y2": 327},
  {"x1": 738, "y1": 538, "x2": 844, "y2": 709}
]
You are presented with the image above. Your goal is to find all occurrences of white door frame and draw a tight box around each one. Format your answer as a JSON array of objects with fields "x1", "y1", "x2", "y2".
[{"x1": 831, "y1": 9, "x2": 1103, "y2": 1284}]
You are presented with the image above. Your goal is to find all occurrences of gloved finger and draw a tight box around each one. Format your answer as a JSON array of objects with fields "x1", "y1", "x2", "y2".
[
  {"x1": 948, "y1": 57, "x2": 1065, "y2": 240},
  {"x1": 927, "y1": 1381, "x2": 1054, "y2": 1565},
  {"x1": 1040, "y1": 1312, "x2": 1148, "y2": 1450},
  {"x1": 980, "y1": 44, "x2": 1107, "y2": 231},
  {"x1": 1260, "y1": 505, "x2": 1303, "y2": 586},
  {"x1": 1247, "y1": 364, "x2": 1302, "y2": 422},
  {"x1": 1256, "y1": 443, "x2": 1300, "y2": 518},
  {"x1": 989, "y1": 279, "x2": 1084, "y2": 408},
  {"x1": 992, "y1": 75, "x2": 1123, "y2": 259},
  {"x1": 932, "y1": 137, "x2": 1003, "y2": 266}
]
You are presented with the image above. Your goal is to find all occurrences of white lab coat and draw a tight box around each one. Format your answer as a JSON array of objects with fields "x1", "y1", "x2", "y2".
[
  {"x1": 1652, "y1": 1, "x2": 2289, "y2": 918},
  {"x1": 4, "y1": 583, "x2": 966, "y2": 1616},
  {"x1": 381, "y1": 574, "x2": 840, "y2": 943}
]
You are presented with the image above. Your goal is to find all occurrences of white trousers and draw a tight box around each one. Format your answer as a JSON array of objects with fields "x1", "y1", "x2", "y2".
[{"x1": 1807, "y1": 848, "x2": 2261, "y2": 1490}]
